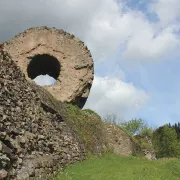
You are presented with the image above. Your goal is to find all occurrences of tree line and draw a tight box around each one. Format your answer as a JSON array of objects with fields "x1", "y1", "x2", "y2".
[
  {"x1": 168, "y1": 122, "x2": 180, "y2": 139},
  {"x1": 152, "y1": 124, "x2": 180, "y2": 158}
]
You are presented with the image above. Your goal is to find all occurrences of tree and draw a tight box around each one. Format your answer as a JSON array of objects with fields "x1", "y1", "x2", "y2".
[
  {"x1": 120, "y1": 118, "x2": 146, "y2": 136},
  {"x1": 103, "y1": 113, "x2": 117, "y2": 125},
  {"x1": 103, "y1": 115, "x2": 153, "y2": 137},
  {"x1": 141, "y1": 127, "x2": 153, "y2": 137},
  {"x1": 152, "y1": 125, "x2": 180, "y2": 158},
  {"x1": 171, "y1": 122, "x2": 180, "y2": 139}
]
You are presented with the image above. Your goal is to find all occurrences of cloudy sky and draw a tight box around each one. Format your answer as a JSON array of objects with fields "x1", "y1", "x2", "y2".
[{"x1": 0, "y1": 0, "x2": 180, "y2": 127}]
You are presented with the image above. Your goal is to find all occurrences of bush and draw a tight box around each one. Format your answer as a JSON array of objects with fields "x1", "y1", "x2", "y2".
[
  {"x1": 120, "y1": 118, "x2": 148, "y2": 136},
  {"x1": 103, "y1": 113, "x2": 117, "y2": 125},
  {"x1": 141, "y1": 127, "x2": 153, "y2": 137}
]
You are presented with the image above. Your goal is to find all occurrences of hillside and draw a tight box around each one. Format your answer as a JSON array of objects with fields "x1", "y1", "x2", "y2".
[{"x1": 55, "y1": 153, "x2": 180, "y2": 180}]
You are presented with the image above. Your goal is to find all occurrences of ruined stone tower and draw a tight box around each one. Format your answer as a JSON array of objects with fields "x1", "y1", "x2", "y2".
[{"x1": 3, "y1": 26, "x2": 94, "y2": 108}]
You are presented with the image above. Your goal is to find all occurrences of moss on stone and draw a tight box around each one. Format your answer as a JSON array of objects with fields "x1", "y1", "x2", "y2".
[{"x1": 64, "y1": 104, "x2": 106, "y2": 154}]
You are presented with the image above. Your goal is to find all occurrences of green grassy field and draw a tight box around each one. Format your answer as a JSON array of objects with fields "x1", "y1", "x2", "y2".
[{"x1": 54, "y1": 153, "x2": 180, "y2": 180}]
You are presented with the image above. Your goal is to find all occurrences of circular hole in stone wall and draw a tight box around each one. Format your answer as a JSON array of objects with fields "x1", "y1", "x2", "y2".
[{"x1": 27, "y1": 54, "x2": 61, "y2": 86}]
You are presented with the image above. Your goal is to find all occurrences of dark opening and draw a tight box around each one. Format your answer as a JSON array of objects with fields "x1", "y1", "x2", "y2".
[
  {"x1": 73, "y1": 96, "x2": 87, "y2": 109},
  {"x1": 27, "y1": 54, "x2": 61, "y2": 81}
]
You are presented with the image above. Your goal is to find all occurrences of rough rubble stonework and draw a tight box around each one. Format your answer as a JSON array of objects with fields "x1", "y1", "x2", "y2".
[
  {"x1": 3, "y1": 26, "x2": 94, "y2": 108},
  {"x1": 104, "y1": 124, "x2": 156, "y2": 160},
  {"x1": 0, "y1": 47, "x2": 86, "y2": 179},
  {"x1": 104, "y1": 124, "x2": 133, "y2": 156}
]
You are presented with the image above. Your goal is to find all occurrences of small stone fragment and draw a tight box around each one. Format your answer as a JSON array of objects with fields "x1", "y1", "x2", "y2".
[{"x1": 0, "y1": 169, "x2": 8, "y2": 179}]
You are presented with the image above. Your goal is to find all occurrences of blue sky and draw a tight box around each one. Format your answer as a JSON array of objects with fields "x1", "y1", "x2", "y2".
[
  {"x1": 97, "y1": 48, "x2": 180, "y2": 127},
  {"x1": 0, "y1": 0, "x2": 180, "y2": 127}
]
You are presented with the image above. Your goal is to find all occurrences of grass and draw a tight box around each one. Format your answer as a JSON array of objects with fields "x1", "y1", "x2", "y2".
[{"x1": 54, "y1": 153, "x2": 180, "y2": 180}]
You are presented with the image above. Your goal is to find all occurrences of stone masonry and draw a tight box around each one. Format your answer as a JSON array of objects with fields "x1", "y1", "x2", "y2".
[
  {"x1": 3, "y1": 26, "x2": 94, "y2": 108},
  {"x1": 0, "y1": 46, "x2": 86, "y2": 179}
]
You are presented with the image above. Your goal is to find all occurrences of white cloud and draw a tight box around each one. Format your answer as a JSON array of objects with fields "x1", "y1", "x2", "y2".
[
  {"x1": 34, "y1": 75, "x2": 56, "y2": 86},
  {"x1": 149, "y1": 0, "x2": 180, "y2": 26},
  {"x1": 84, "y1": 76, "x2": 149, "y2": 122},
  {"x1": 0, "y1": 0, "x2": 179, "y2": 61},
  {"x1": 123, "y1": 25, "x2": 179, "y2": 61}
]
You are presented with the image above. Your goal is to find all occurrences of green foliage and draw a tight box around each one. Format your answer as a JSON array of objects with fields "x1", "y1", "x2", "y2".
[
  {"x1": 54, "y1": 153, "x2": 180, "y2": 180},
  {"x1": 82, "y1": 109, "x2": 101, "y2": 118},
  {"x1": 169, "y1": 122, "x2": 180, "y2": 139},
  {"x1": 120, "y1": 118, "x2": 146, "y2": 136},
  {"x1": 141, "y1": 127, "x2": 153, "y2": 137},
  {"x1": 103, "y1": 114, "x2": 154, "y2": 138},
  {"x1": 134, "y1": 135, "x2": 152, "y2": 150},
  {"x1": 152, "y1": 125, "x2": 180, "y2": 158},
  {"x1": 65, "y1": 104, "x2": 105, "y2": 154}
]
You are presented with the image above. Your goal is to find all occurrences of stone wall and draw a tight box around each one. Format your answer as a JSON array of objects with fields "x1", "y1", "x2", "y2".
[
  {"x1": 0, "y1": 47, "x2": 86, "y2": 179},
  {"x1": 104, "y1": 123, "x2": 156, "y2": 160},
  {"x1": 104, "y1": 124, "x2": 133, "y2": 156}
]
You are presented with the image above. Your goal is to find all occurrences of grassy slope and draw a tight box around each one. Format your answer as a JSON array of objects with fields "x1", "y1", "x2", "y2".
[{"x1": 54, "y1": 153, "x2": 180, "y2": 180}]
